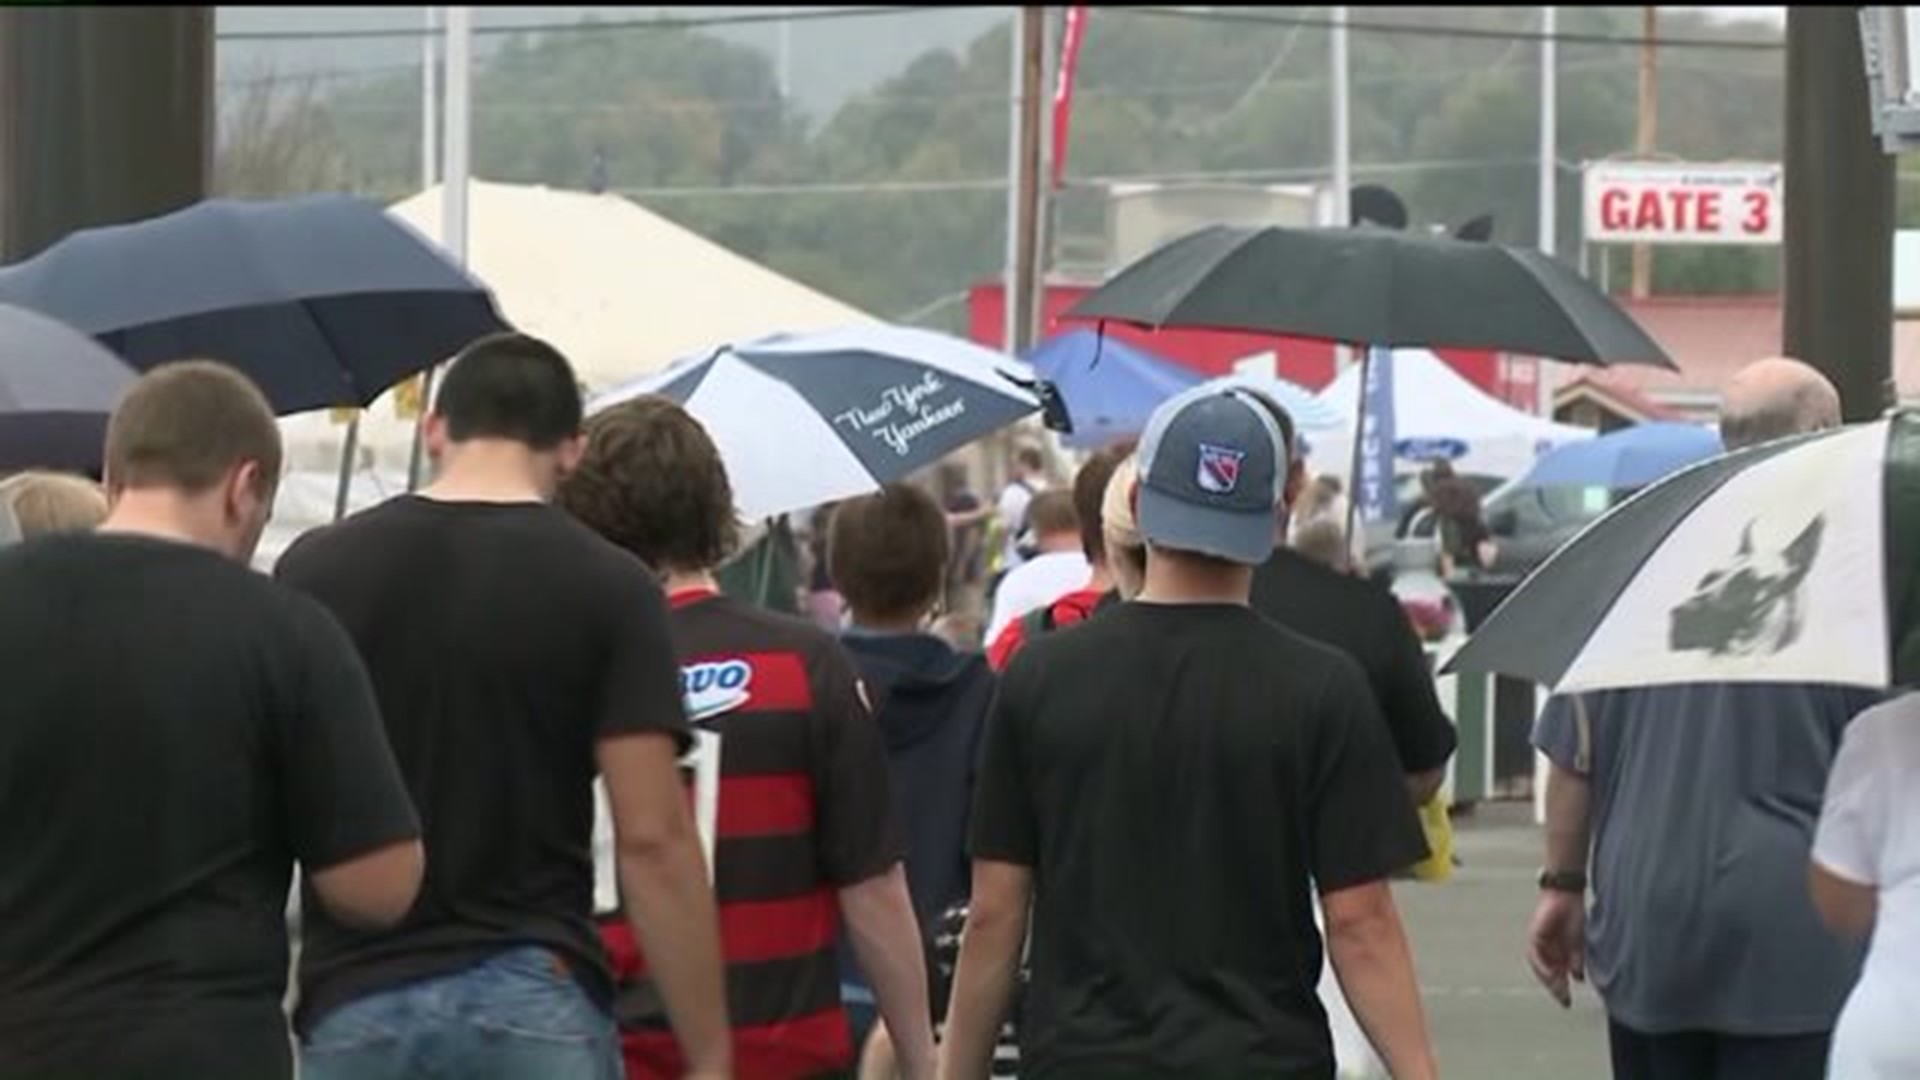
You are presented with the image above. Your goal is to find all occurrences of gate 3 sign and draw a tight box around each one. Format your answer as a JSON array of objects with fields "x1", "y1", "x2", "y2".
[{"x1": 1582, "y1": 161, "x2": 1783, "y2": 246}]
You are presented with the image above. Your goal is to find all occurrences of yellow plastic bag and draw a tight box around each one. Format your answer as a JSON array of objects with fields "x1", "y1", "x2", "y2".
[{"x1": 1409, "y1": 794, "x2": 1455, "y2": 883}]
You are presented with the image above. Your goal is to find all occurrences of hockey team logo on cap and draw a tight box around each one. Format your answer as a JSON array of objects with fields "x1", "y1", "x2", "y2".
[
  {"x1": 681, "y1": 659, "x2": 753, "y2": 722},
  {"x1": 1196, "y1": 443, "x2": 1246, "y2": 495}
]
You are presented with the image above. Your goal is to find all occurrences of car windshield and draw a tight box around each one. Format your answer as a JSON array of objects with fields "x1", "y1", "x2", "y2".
[{"x1": 1489, "y1": 483, "x2": 1616, "y2": 533}]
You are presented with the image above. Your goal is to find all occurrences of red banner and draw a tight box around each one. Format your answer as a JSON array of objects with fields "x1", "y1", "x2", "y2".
[{"x1": 1050, "y1": 5, "x2": 1089, "y2": 191}]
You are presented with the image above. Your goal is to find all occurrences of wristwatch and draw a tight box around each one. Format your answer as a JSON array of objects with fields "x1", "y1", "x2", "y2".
[{"x1": 1538, "y1": 868, "x2": 1588, "y2": 894}]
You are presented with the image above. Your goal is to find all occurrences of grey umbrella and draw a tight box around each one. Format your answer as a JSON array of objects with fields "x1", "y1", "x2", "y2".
[
  {"x1": 0, "y1": 194, "x2": 508, "y2": 415},
  {"x1": 0, "y1": 303, "x2": 138, "y2": 474}
]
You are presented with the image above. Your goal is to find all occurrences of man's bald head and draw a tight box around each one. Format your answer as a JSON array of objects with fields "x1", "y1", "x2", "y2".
[{"x1": 1719, "y1": 356, "x2": 1843, "y2": 451}]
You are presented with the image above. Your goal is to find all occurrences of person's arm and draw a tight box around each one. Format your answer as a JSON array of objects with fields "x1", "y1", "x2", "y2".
[
  {"x1": 1527, "y1": 696, "x2": 1593, "y2": 1008},
  {"x1": 599, "y1": 734, "x2": 732, "y2": 1078},
  {"x1": 1810, "y1": 708, "x2": 1888, "y2": 942},
  {"x1": 1323, "y1": 880, "x2": 1437, "y2": 1080},
  {"x1": 840, "y1": 865, "x2": 936, "y2": 1080},
  {"x1": 938, "y1": 861, "x2": 1031, "y2": 1080},
  {"x1": 811, "y1": 643, "x2": 934, "y2": 1079},
  {"x1": 280, "y1": 599, "x2": 425, "y2": 929},
  {"x1": 1367, "y1": 587, "x2": 1459, "y2": 820},
  {"x1": 594, "y1": 573, "x2": 731, "y2": 1077},
  {"x1": 1304, "y1": 661, "x2": 1434, "y2": 1076}
]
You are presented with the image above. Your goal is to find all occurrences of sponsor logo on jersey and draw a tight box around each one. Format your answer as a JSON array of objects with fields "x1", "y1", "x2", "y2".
[{"x1": 681, "y1": 659, "x2": 753, "y2": 722}]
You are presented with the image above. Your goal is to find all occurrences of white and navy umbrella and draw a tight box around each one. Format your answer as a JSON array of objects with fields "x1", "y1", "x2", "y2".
[
  {"x1": 593, "y1": 325, "x2": 1040, "y2": 519},
  {"x1": 1449, "y1": 413, "x2": 1920, "y2": 692}
]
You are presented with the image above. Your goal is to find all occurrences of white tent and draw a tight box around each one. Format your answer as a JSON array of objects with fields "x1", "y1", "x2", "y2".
[
  {"x1": 268, "y1": 180, "x2": 879, "y2": 562},
  {"x1": 1314, "y1": 349, "x2": 1593, "y2": 480}
]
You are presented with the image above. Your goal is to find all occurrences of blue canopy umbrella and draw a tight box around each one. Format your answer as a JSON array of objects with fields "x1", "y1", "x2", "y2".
[
  {"x1": 1516, "y1": 421, "x2": 1723, "y2": 491},
  {"x1": 1024, "y1": 329, "x2": 1202, "y2": 450},
  {"x1": 0, "y1": 194, "x2": 507, "y2": 415},
  {"x1": 0, "y1": 303, "x2": 138, "y2": 474}
]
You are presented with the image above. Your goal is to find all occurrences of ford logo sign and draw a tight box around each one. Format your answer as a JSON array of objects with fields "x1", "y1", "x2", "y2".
[{"x1": 1395, "y1": 437, "x2": 1468, "y2": 462}]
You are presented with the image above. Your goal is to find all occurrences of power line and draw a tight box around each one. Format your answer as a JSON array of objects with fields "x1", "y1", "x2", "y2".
[
  {"x1": 1112, "y1": 7, "x2": 1786, "y2": 52},
  {"x1": 215, "y1": 5, "x2": 951, "y2": 43}
]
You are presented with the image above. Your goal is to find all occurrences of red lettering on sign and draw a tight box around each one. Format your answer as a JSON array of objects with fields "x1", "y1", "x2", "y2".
[
  {"x1": 1633, "y1": 190, "x2": 1664, "y2": 231},
  {"x1": 1697, "y1": 190, "x2": 1722, "y2": 233},
  {"x1": 1742, "y1": 190, "x2": 1770, "y2": 235},
  {"x1": 1600, "y1": 188, "x2": 1630, "y2": 230}
]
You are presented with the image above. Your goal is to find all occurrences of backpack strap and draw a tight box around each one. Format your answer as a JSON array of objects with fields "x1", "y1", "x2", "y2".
[{"x1": 1020, "y1": 603, "x2": 1057, "y2": 641}]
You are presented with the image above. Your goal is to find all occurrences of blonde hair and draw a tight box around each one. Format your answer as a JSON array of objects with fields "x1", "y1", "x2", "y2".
[
  {"x1": 0, "y1": 471, "x2": 109, "y2": 539},
  {"x1": 1100, "y1": 457, "x2": 1147, "y2": 600}
]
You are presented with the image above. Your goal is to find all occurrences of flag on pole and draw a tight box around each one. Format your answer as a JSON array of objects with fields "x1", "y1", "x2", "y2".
[
  {"x1": 1356, "y1": 345, "x2": 1398, "y2": 526},
  {"x1": 1050, "y1": 5, "x2": 1089, "y2": 191}
]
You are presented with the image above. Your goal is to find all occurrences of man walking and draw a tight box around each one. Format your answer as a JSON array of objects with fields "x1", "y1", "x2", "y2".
[
  {"x1": 561, "y1": 396, "x2": 936, "y2": 1080},
  {"x1": 277, "y1": 334, "x2": 731, "y2": 1079},
  {"x1": 1529, "y1": 357, "x2": 1879, "y2": 1080},
  {"x1": 941, "y1": 387, "x2": 1438, "y2": 1080},
  {"x1": 0, "y1": 362, "x2": 424, "y2": 1079}
]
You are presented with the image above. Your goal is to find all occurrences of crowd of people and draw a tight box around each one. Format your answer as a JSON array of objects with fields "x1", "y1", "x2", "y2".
[{"x1": 0, "y1": 334, "x2": 1915, "y2": 1080}]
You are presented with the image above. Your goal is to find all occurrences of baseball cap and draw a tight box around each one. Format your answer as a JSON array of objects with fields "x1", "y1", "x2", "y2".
[{"x1": 1135, "y1": 385, "x2": 1290, "y2": 565}]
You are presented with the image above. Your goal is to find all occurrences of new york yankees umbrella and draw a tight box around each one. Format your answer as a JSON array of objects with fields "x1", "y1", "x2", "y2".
[
  {"x1": 592, "y1": 325, "x2": 1040, "y2": 520},
  {"x1": 1448, "y1": 412, "x2": 1920, "y2": 692}
]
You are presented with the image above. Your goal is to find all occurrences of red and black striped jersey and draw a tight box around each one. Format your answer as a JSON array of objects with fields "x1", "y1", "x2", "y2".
[{"x1": 599, "y1": 589, "x2": 902, "y2": 1080}]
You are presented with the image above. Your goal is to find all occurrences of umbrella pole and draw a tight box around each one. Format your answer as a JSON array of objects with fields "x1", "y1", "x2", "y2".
[
  {"x1": 334, "y1": 413, "x2": 361, "y2": 522},
  {"x1": 1343, "y1": 346, "x2": 1371, "y2": 555}
]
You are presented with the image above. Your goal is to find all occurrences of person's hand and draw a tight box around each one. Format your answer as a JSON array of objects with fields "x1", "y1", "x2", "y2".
[{"x1": 1526, "y1": 890, "x2": 1586, "y2": 1008}]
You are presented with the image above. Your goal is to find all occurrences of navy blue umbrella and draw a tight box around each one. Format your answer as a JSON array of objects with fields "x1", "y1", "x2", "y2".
[
  {"x1": 1516, "y1": 421, "x2": 1723, "y2": 491},
  {"x1": 1025, "y1": 329, "x2": 1202, "y2": 451},
  {"x1": 0, "y1": 303, "x2": 139, "y2": 474},
  {"x1": 0, "y1": 195, "x2": 508, "y2": 415}
]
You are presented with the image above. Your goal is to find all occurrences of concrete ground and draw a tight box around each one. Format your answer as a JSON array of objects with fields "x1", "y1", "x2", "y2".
[{"x1": 1395, "y1": 802, "x2": 1611, "y2": 1079}]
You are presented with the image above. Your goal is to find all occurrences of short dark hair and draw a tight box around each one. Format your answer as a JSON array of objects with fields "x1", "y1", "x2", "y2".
[
  {"x1": 104, "y1": 360, "x2": 282, "y2": 497},
  {"x1": 1024, "y1": 489, "x2": 1078, "y2": 540},
  {"x1": 1014, "y1": 444, "x2": 1046, "y2": 473},
  {"x1": 1073, "y1": 441, "x2": 1134, "y2": 564},
  {"x1": 434, "y1": 332, "x2": 584, "y2": 450},
  {"x1": 829, "y1": 483, "x2": 950, "y2": 623},
  {"x1": 560, "y1": 395, "x2": 739, "y2": 573}
]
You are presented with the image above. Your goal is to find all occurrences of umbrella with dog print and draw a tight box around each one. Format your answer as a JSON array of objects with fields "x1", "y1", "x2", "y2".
[{"x1": 1446, "y1": 412, "x2": 1920, "y2": 692}]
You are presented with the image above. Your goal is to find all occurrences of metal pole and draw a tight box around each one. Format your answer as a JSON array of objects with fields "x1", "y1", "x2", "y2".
[
  {"x1": 1002, "y1": 8, "x2": 1023, "y2": 354},
  {"x1": 422, "y1": 5, "x2": 440, "y2": 189},
  {"x1": 409, "y1": 5, "x2": 471, "y2": 491},
  {"x1": 1330, "y1": 5, "x2": 1352, "y2": 228},
  {"x1": 1013, "y1": 6, "x2": 1046, "y2": 355},
  {"x1": 1783, "y1": 7, "x2": 1895, "y2": 421},
  {"x1": 1330, "y1": 6, "x2": 1353, "y2": 374},
  {"x1": 777, "y1": 16, "x2": 793, "y2": 102},
  {"x1": 1631, "y1": 5, "x2": 1656, "y2": 299},
  {"x1": 1536, "y1": 5, "x2": 1559, "y2": 419}
]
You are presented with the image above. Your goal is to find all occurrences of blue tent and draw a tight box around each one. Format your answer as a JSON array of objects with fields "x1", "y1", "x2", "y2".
[{"x1": 1025, "y1": 329, "x2": 1203, "y2": 450}]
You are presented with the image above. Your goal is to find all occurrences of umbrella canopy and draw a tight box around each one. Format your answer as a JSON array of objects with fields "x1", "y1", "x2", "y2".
[
  {"x1": 1448, "y1": 413, "x2": 1920, "y2": 692},
  {"x1": 1025, "y1": 329, "x2": 1202, "y2": 450},
  {"x1": 1064, "y1": 224, "x2": 1676, "y2": 368},
  {"x1": 592, "y1": 325, "x2": 1040, "y2": 520},
  {"x1": 1516, "y1": 421, "x2": 1723, "y2": 491},
  {"x1": 0, "y1": 303, "x2": 139, "y2": 473},
  {"x1": 0, "y1": 194, "x2": 508, "y2": 414}
]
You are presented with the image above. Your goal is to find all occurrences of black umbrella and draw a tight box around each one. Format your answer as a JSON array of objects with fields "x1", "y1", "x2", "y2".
[
  {"x1": 1064, "y1": 224, "x2": 1675, "y2": 368},
  {"x1": 0, "y1": 194, "x2": 509, "y2": 415},
  {"x1": 0, "y1": 303, "x2": 138, "y2": 474}
]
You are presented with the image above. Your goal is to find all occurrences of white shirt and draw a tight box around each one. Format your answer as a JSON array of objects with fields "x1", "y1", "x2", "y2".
[
  {"x1": 1814, "y1": 692, "x2": 1920, "y2": 1080},
  {"x1": 997, "y1": 480, "x2": 1038, "y2": 569},
  {"x1": 986, "y1": 550, "x2": 1092, "y2": 643}
]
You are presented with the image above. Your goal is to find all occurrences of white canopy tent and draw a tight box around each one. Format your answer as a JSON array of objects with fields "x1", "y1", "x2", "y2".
[
  {"x1": 266, "y1": 180, "x2": 879, "y2": 565},
  {"x1": 1313, "y1": 348, "x2": 1594, "y2": 481}
]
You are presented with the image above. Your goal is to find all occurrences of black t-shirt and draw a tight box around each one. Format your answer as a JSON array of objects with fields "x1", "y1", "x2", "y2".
[
  {"x1": 969, "y1": 602, "x2": 1426, "y2": 1078},
  {"x1": 0, "y1": 534, "x2": 419, "y2": 1079},
  {"x1": 275, "y1": 496, "x2": 689, "y2": 1032},
  {"x1": 1251, "y1": 549, "x2": 1459, "y2": 775}
]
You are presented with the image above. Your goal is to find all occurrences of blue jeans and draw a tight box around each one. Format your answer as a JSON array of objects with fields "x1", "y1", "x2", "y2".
[{"x1": 301, "y1": 946, "x2": 621, "y2": 1080}]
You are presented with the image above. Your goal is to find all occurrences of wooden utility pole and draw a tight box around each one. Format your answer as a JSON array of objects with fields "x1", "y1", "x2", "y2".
[
  {"x1": 1783, "y1": 7, "x2": 1894, "y2": 421},
  {"x1": 1630, "y1": 5, "x2": 1657, "y2": 298},
  {"x1": 1011, "y1": 5, "x2": 1047, "y2": 356},
  {"x1": 0, "y1": 7, "x2": 212, "y2": 261}
]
